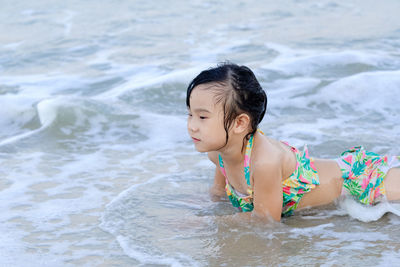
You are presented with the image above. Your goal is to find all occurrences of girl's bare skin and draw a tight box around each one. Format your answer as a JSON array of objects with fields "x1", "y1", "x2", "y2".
[{"x1": 187, "y1": 63, "x2": 400, "y2": 222}]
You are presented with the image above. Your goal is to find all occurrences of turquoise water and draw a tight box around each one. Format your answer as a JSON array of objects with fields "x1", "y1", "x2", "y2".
[{"x1": 1, "y1": 0, "x2": 400, "y2": 266}]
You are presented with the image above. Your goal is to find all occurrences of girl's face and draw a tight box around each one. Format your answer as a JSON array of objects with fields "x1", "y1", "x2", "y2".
[{"x1": 187, "y1": 84, "x2": 227, "y2": 153}]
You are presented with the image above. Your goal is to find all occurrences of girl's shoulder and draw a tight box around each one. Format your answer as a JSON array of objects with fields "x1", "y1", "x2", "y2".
[
  {"x1": 253, "y1": 135, "x2": 300, "y2": 182},
  {"x1": 252, "y1": 135, "x2": 286, "y2": 168}
]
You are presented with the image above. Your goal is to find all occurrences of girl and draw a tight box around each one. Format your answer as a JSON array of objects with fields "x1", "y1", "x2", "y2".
[{"x1": 186, "y1": 63, "x2": 400, "y2": 222}]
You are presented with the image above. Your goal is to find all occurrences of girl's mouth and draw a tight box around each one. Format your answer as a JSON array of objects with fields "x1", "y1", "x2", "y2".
[{"x1": 192, "y1": 137, "x2": 200, "y2": 142}]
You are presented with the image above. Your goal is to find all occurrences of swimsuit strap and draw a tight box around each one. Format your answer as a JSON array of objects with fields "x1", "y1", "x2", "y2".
[
  {"x1": 243, "y1": 132, "x2": 255, "y2": 186},
  {"x1": 218, "y1": 129, "x2": 264, "y2": 192}
]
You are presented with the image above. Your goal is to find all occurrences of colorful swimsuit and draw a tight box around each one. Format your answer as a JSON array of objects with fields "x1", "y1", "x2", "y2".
[
  {"x1": 219, "y1": 131, "x2": 400, "y2": 217},
  {"x1": 336, "y1": 146, "x2": 400, "y2": 204},
  {"x1": 218, "y1": 131, "x2": 320, "y2": 217}
]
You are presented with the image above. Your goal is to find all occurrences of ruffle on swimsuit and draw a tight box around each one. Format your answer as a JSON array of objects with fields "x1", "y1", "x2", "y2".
[
  {"x1": 336, "y1": 146, "x2": 400, "y2": 205},
  {"x1": 218, "y1": 130, "x2": 320, "y2": 217}
]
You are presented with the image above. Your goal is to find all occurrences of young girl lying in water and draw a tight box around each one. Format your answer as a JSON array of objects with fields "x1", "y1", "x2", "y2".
[{"x1": 186, "y1": 63, "x2": 400, "y2": 221}]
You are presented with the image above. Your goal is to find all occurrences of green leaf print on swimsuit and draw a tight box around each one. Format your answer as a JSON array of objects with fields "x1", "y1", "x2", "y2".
[{"x1": 336, "y1": 146, "x2": 400, "y2": 205}]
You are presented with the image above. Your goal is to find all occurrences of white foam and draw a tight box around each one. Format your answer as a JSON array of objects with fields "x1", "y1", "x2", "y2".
[
  {"x1": 0, "y1": 73, "x2": 90, "y2": 97},
  {"x1": 0, "y1": 95, "x2": 122, "y2": 146},
  {"x1": 100, "y1": 173, "x2": 198, "y2": 266},
  {"x1": 316, "y1": 70, "x2": 400, "y2": 110},
  {"x1": 338, "y1": 198, "x2": 400, "y2": 222},
  {"x1": 0, "y1": 151, "x2": 106, "y2": 220},
  {"x1": 0, "y1": 97, "x2": 59, "y2": 146},
  {"x1": 189, "y1": 39, "x2": 252, "y2": 64},
  {"x1": 0, "y1": 95, "x2": 37, "y2": 131},
  {"x1": 267, "y1": 77, "x2": 321, "y2": 98},
  {"x1": 290, "y1": 223, "x2": 334, "y2": 234},
  {"x1": 135, "y1": 112, "x2": 188, "y2": 149},
  {"x1": 263, "y1": 44, "x2": 397, "y2": 76},
  {"x1": 94, "y1": 66, "x2": 201, "y2": 100},
  {"x1": 0, "y1": 227, "x2": 63, "y2": 267},
  {"x1": 116, "y1": 235, "x2": 199, "y2": 267},
  {"x1": 36, "y1": 98, "x2": 59, "y2": 126}
]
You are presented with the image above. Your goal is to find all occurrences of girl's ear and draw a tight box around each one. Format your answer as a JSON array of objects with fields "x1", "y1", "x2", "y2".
[{"x1": 233, "y1": 113, "x2": 250, "y2": 134}]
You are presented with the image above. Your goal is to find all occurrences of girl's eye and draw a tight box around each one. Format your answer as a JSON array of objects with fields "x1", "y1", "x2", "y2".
[{"x1": 199, "y1": 116, "x2": 207, "y2": 120}]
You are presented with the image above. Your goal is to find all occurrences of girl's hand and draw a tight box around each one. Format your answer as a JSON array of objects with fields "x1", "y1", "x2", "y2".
[
  {"x1": 209, "y1": 184, "x2": 226, "y2": 202},
  {"x1": 208, "y1": 152, "x2": 227, "y2": 201}
]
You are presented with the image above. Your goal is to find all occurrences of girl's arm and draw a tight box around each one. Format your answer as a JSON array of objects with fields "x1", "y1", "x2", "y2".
[
  {"x1": 209, "y1": 167, "x2": 226, "y2": 198},
  {"x1": 208, "y1": 152, "x2": 226, "y2": 198},
  {"x1": 252, "y1": 161, "x2": 283, "y2": 222}
]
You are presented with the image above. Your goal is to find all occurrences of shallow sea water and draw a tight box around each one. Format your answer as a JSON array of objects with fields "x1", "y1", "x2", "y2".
[{"x1": 1, "y1": 0, "x2": 400, "y2": 266}]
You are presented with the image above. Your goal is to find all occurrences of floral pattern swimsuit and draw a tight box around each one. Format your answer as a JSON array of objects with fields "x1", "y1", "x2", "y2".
[
  {"x1": 218, "y1": 130, "x2": 320, "y2": 217},
  {"x1": 218, "y1": 130, "x2": 400, "y2": 217},
  {"x1": 336, "y1": 146, "x2": 400, "y2": 204}
]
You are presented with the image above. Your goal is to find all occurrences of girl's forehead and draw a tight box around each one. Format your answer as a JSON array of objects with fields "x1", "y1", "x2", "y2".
[
  {"x1": 194, "y1": 82, "x2": 228, "y2": 92},
  {"x1": 190, "y1": 86, "x2": 223, "y2": 110}
]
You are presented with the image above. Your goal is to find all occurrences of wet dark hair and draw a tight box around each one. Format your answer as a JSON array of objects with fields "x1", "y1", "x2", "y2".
[{"x1": 186, "y1": 62, "x2": 267, "y2": 148}]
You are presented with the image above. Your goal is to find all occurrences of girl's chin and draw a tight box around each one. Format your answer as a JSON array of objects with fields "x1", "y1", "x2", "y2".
[
  {"x1": 194, "y1": 144, "x2": 223, "y2": 153},
  {"x1": 194, "y1": 144, "x2": 210, "y2": 153},
  {"x1": 195, "y1": 147, "x2": 208, "y2": 153}
]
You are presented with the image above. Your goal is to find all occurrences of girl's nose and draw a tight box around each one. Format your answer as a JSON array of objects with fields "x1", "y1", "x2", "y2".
[{"x1": 187, "y1": 119, "x2": 198, "y2": 132}]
